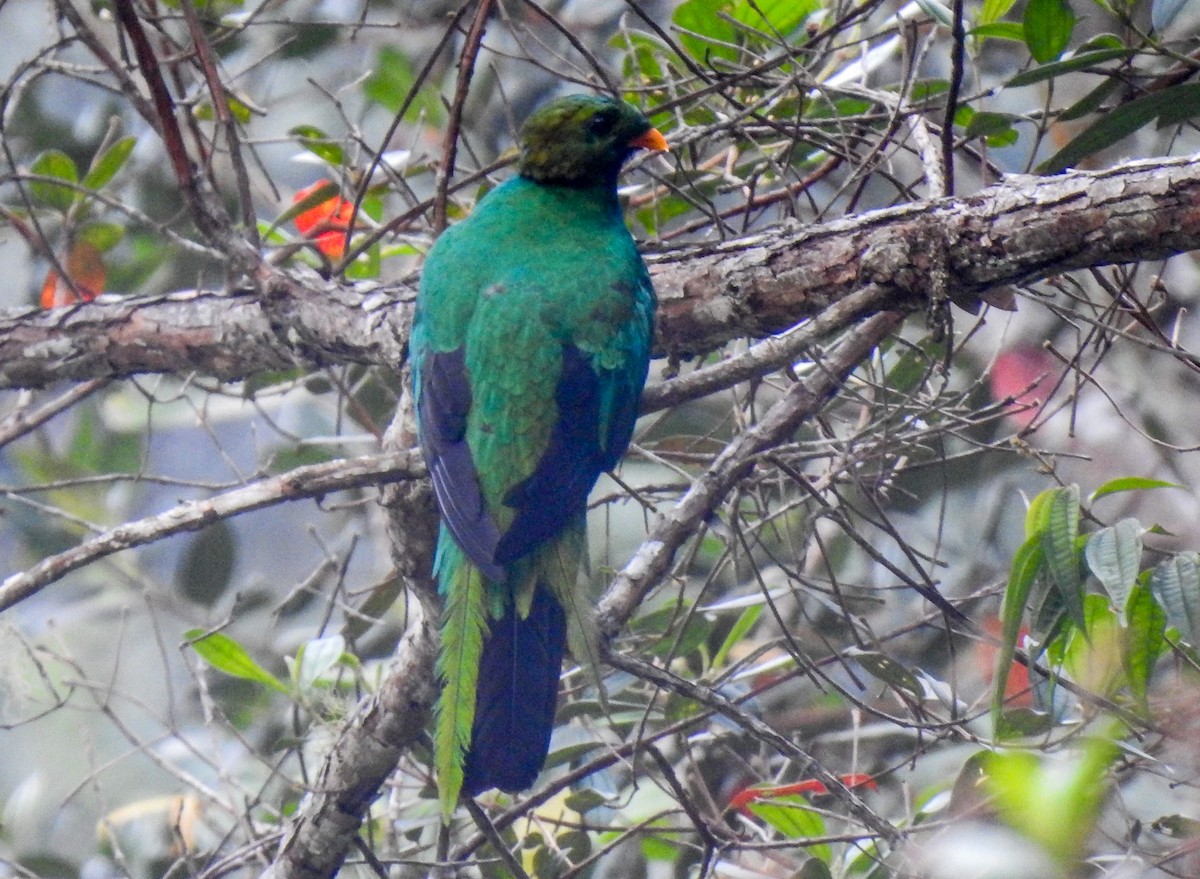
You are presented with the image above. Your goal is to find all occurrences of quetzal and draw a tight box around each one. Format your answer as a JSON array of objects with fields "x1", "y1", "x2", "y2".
[{"x1": 410, "y1": 94, "x2": 667, "y2": 818}]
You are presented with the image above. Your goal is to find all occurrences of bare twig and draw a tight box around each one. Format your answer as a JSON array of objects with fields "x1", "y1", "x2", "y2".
[
  {"x1": 0, "y1": 450, "x2": 423, "y2": 612},
  {"x1": 597, "y1": 311, "x2": 905, "y2": 634},
  {"x1": 341, "y1": 3, "x2": 473, "y2": 267},
  {"x1": 431, "y1": 0, "x2": 494, "y2": 234},
  {"x1": 607, "y1": 651, "x2": 898, "y2": 843},
  {"x1": 0, "y1": 380, "x2": 110, "y2": 449},
  {"x1": 179, "y1": 0, "x2": 259, "y2": 251},
  {"x1": 111, "y1": 0, "x2": 227, "y2": 239}
]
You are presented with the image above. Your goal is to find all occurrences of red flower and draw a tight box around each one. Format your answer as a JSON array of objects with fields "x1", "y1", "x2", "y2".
[
  {"x1": 41, "y1": 239, "x2": 104, "y2": 308},
  {"x1": 292, "y1": 180, "x2": 355, "y2": 259},
  {"x1": 728, "y1": 773, "x2": 877, "y2": 814}
]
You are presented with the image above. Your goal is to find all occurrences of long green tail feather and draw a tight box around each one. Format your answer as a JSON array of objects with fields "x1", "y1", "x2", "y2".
[
  {"x1": 541, "y1": 519, "x2": 604, "y2": 700},
  {"x1": 434, "y1": 541, "x2": 490, "y2": 821}
]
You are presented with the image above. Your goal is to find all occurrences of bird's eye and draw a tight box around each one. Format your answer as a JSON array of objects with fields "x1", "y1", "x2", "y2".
[{"x1": 587, "y1": 111, "x2": 617, "y2": 138}]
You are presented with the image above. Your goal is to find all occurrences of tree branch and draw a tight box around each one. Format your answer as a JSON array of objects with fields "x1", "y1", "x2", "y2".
[
  {"x1": 4, "y1": 152, "x2": 1200, "y2": 390},
  {"x1": 10, "y1": 150, "x2": 1200, "y2": 879},
  {"x1": 261, "y1": 310, "x2": 904, "y2": 879},
  {"x1": 0, "y1": 450, "x2": 424, "y2": 612}
]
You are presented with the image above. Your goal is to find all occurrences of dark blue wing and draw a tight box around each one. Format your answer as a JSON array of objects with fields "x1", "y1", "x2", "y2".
[
  {"x1": 416, "y1": 346, "x2": 505, "y2": 581},
  {"x1": 494, "y1": 341, "x2": 649, "y2": 567},
  {"x1": 495, "y1": 344, "x2": 604, "y2": 564}
]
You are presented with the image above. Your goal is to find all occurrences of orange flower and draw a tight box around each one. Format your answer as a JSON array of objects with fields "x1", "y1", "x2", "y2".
[
  {"x1": 41, "y1": 239, "x2": 104, "y2": 308},
  {"x1": 978, "y1": 615, "x2": 1034, "y2": 708},
  {"x1": 292, "y1": 180, "x2": 355, "y2": 260},
  {"x1": 728, "y1": 773, "x2": 877, "y2": 814}
]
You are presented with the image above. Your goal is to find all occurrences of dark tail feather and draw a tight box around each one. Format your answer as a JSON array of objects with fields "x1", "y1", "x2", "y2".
[{"x1": 462, "y1": 584, "x2": 566, "y2": 796}]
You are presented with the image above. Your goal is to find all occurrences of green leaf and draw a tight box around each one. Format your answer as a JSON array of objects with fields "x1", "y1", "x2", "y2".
[
  {"x1": 344, "y1": 241, "x2": 381, "y2": 279},
  {"x1": 1025, "y1": 486, "x2": 1057, "y2": 538},
  {"x1": 1024, "y1": 0, "x2": 1076, "y2": 63},
  {"x1": 641, "y1": 835, "x2": 678, "y2": 861},
  {"x1": 185, "y1": 629, "x2": 290, "y2": 694},
  {"x1": 747, "y1": 798, "x2": 829, "y2": 858},
  {"x1": 1006, "y1": 46, "x2": 1132, "y2": 88},
  {"x1": 193, "y1": 94, "x2": 253, "y2": 124},
  {"x1": 1085, "y1": 518, "x2": 1143, "y2": 620},
  {"x1": 795, "y1": 858, "x2": 834, "y2": 879},
  {"x1": 1090, "y1": 476, "x2": 1180, "y2": 502},
  {"x1": 1040, "y1": 84, "x2": 1200, "y2": 173},
  {"x1": 970, "y1": 21, "x2": 1028, "y2": 40},
  {"x1": 993, "y1": 535, "x2": 1044, "y2": 727},
  {"x1": 289, "y1": 125, "x2": 345, "y2": 167},
  {"x1": 648, "y1": 611, "x2": 713, "y2": 661},
  {"x1": 612, "y1": 30, "x2": 670, "y2": 82},
  {"x1": 884, "y1": 337, "x2": 945, "y2": 395},
  {"x1": 293, "y1": 635, "x2": 347, "y2": 690},
  {"x1": 1041, "y1": 485, "x2": 1084, "y2": 629},
  {"x1": 532, "y1": 843, "x2": 568, "y2": 878},
  {"x1": 909, "y1": 80, "x2": 951, "y2": 103},
  {"x1": 850, "y1": 649, "x2": 923, "y2": 699},
  {"x1": 555, "y1": 830, "x2": 591, "y2": 864},
  {"x1": 979, "y1": 0, "x2": 1018, "y2": 25},
  {"x1": 998, "y1": 707, "x2": 1055, "y2": 735},
  {"x1": 986, "y1": 733, "x2": 1119, "y2": 864},
  {"x1": 363, "y1": 46, "x2": 445, "y2": 121},
  {"x1": 177, "y1": 520, "x2": 237, "y2": 606},
  {"x1": 83, "y1": 136, "x2": 136, "y2": 190},
  {"x1": 732, "y1": 0, "x2": 818, "y2": 36},
  {"x1": 29, "y1": 149, "x2": 80, "y2": 212},
  {"x1": 341, "y1": 573, "x2": 403, "y2": 642},
  {"x1": 1061, "y1": 594, "x2": 1123, "y2": 697},
  {"x1": 1149, "y1": 552, "x2": 1200, "y2": 644},
  {"x1": 1123, "y1": 584, "x2": 1166, "y2": 706},
  {"x1": 1059, "y1": 77, "x2": 1121, "y2": 122},
  {"x1": 964, "y1": 111, "x2": 1018, "y2": 139},
  {"x1": 673, "y1": 0, "x2": 739, "y2": 62},
  {"x1": 1078, "y1": 33, "x2": 1126, "y2": 51},
  {"x1": 1029, "y1": 569, "x2": 1066, "y2": 649},
  {"x1": 711, "y1": 604, "x2": 763, "y2": 669},
  {"x1": 564, "y1": 789, "x2": 609, "y2": 813},
  {"x1": 77, "y1": 221, "x2": 125, "y2": 253}
]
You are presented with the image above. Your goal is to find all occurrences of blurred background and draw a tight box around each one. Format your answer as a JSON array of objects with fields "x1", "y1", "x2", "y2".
[{"x1": 4, "y1": 0, "x2": 1200, "y2": 876}]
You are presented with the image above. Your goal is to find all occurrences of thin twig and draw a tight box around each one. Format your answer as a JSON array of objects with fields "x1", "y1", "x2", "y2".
[
  {"x1": 597, "y1": 311, "x2": 906, "y2": 635},
  {"x1": 0, "y1": 450, "x2": 424, "y2": 612},
  {"x1": 341, "y1": 2, "x2": 473, "y2": 267},
  {"x1": 432, "y1": 0, "x2": 494, "y2": 235},
  {"x1": 0, "y1": 379, "x2": 110, "y2": 449},
  {"x1": 462, "y1": 799, "x2": 531, "y2": 879},
  {"x1": 608, "y1": 651, "x2": 898, "y2": 843},
  {"x1": 179, "y1": 0, "x2": 259, "y2": 249},
  {"x1": 942, "y1": 0, "x2": 965, "y2": 195},
  {"x1": 110, "y1": 0, "x2": 224, "y2": 239}
]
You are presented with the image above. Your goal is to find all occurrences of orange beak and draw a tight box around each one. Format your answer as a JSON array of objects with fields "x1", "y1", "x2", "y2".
[{"x1": 629, "y1": 127, "x2": 669, "y2": 153}]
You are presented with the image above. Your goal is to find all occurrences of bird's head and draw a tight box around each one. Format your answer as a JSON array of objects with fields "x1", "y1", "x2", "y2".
[{"x1": 517, "y1": 94, "x2": 668, "y2": 188}]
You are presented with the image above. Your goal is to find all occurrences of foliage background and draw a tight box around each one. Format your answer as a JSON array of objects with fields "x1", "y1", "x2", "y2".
[{"x1": 5, "y1": 0, "x2": 1200, "y2": 877}]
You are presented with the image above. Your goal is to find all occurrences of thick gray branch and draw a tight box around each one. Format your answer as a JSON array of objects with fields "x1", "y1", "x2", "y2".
[{"x1": 4, "y1": 153, "x2": 1200, "y2": 389}]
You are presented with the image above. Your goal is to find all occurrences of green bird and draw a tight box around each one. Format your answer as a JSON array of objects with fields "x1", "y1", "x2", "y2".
[{"x1": 411, "y1": 94, "x2": 667, "y2": 818}]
